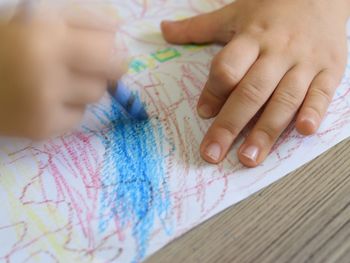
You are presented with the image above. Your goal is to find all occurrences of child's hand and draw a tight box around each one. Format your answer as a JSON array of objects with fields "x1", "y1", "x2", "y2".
[
  {"x1": 0, "y1": 4, "x2": 124, "y2": 139},
  {"x1": 161, "y1": 0, "x2": 350, "y2": 167}
]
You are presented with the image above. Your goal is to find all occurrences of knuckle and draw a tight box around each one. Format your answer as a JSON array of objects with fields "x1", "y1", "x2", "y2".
[
  {"x1": 255, "y1": 125, "x2": 279, "y2": 144},
  {"x1": 311, "y1": 77, "x2": 337, "y2": 104},
  {"x1": 210, "y1": 58, "x2": 241, "y2": 85},
  {"x1": 273, "y1": 88, "x2": 303, "y2": 112},
  {"x1": 312, "y1": 83, "x2": 334, "y2": 105},
  {"x1": 280, "y1": 33, "x2": 302, "y2": 51},
  {"x1": 204, "y1": 85, "x2": 226, "y2": 102},
  {"x1": 236, "y1": 80, "x2": 263, "y2": 105},
  {"x1": 245, "y1": 20, "x2": 270, "y2": 35},
  {"x1": 206, "y1": 60, "x2": 240, "y2": 100},
  {"x1": 215, "y1": 120, "x2": 240, "y2": 138}
]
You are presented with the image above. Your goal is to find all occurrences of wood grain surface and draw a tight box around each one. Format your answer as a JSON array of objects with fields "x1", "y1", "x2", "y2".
[{"x1": 146, "y1": 139, "x2": 350, "y2": 263}]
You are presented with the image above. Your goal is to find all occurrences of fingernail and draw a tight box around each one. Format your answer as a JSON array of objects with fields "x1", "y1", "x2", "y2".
[
  {"x1": 198, "y1": 104, "x2": 213, "y2": 118},
  {"x1": 204, "y1": 143, "x2": 221, "y2": 161},
  {"x1": 241, "y1": 145, "x2": 259, "y2": 162}
]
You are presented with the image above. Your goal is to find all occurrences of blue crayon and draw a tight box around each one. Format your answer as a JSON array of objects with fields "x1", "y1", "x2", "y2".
[{"x1": 108, "y1": 81, "x2": 149, "y2": 121}]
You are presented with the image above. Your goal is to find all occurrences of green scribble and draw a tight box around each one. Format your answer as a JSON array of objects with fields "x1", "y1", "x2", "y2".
[
  {"x1": 151, "y1": 47, "x2": 181, "y2": 63},
  {"x1": 129, "y1": 59, "x2": 148, "y2": 73}
]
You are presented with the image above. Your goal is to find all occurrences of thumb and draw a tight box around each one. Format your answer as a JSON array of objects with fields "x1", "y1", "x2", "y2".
[{"x1": 161, "y1": 7, "x2": 234, "y2": 45}]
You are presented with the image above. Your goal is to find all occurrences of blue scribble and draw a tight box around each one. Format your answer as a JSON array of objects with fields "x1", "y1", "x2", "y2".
[{"x1": 92, "y1": 99, "x2": 172, "y2": 262}]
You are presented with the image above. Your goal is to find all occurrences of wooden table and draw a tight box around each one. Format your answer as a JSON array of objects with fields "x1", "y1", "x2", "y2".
[{"x1": 146, "y1": 139, "x2": 350, "y2": 263}]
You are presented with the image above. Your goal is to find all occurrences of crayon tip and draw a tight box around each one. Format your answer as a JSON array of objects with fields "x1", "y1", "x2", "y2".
[{"x1": 109, "y1": 81, "x2": 149, "y2": 121}]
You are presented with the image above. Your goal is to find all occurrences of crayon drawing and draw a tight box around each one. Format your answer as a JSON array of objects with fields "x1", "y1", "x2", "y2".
[{"x1": 0, "y1": 1, "x2": 350, "y2": 262}]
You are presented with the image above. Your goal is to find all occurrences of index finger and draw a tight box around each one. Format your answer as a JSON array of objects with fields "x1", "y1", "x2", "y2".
[{"x1": 197, "y1": 35, "x2": 259, "y2": 119}]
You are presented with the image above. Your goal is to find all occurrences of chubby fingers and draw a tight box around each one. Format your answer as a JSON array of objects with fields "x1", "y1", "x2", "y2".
[
  {"x1": 237, "y1": 65, "x2": 316, "y2": 167},
  {"x1": 237, "y1": 67, "x2": 342, "y2": 167},
  {"x1": 200, "y1": 55, "x2": 291, "y2": 163}
]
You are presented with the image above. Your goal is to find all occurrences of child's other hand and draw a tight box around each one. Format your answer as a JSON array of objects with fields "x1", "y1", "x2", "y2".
[
  {"x1": 161, "y1": 0, "x2": 349, "y2": 167},
  {"x1": 0, "y1": 3, "x2": 124, "y2": 139}
]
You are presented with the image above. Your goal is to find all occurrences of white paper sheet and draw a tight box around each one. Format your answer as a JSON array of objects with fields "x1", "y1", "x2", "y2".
[{"x1": 0, "y1": 1, "x2": 350, "y2": 262}]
